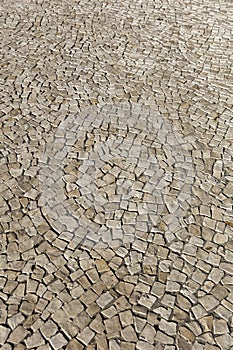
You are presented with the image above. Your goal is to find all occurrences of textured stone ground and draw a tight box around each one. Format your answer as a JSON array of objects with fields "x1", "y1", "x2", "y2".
[{"x1": 0, "y1": 0, "x2": 233, "y2": 349}]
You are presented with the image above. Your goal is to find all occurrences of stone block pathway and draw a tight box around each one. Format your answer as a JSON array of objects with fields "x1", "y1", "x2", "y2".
[{"x1": 0, "y1": 0, "x2": 233, "y2": 349}]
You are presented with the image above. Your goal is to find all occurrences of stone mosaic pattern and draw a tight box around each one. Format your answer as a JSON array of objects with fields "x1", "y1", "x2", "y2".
[{"x1": 0, "y1": 0, "x2": 233, "y2": 349}]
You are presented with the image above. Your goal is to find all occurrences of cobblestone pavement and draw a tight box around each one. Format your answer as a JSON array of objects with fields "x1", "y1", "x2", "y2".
[{"x1": 0, "y1": 0, "x2": 233, "y2": 349}]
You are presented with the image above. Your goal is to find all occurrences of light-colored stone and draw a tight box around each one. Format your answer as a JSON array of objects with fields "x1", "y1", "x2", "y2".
[
  {"x1": 178, "y1": 326, "x2": 195, "y2": 344},
  {"x1": 105, "y1": 316, "x2": 121, "y2": 338},
  {"x1": 96, "y1": 292, "x2": 114, "y2": 309},
  {"x1": 0, "y1": 326, "x2": 10, "y2": 345},
  {"x1": 63, "y1": 299, "x2": 84, "y2": 317},
  {"x1": 50, "y1": 333, "x2": 68, "y2": 349},
  {"x1": 213, "y1": 319, "x2": 229, "y2": 335},
  {"x1": 155, "y1": 331, "x2": 174, "y2": 344},
  {"x1": 77, "y1": 327, "x2": 95, "y2": 345},
  {"x1": 159, "y1": 320, "x2": 177, "y2": 336},
  {"x1": 25, "y1": 332, "x2": 45, "y2": 348},
  {"x1": 215, "y1": 334, "x2": 233, "y2": 350},
  {"x1": 199, "y1": 294, "x2": 219, "y2": 311},
  {"x1": 116, "y1": 282, "x2": 134, "y2": 297},
  {"x1": 121, "y1": 325, "x2": 138, "y2": 342},
  {"x1": 119, "y1": 310, "x2": 133, "y2": 327},
  {"x1": 1, "y1": 1, "x2": 232, "y2": 348},
  {"x1": 7, "y1": 326, "x2": 28, "y2": 344},
  {"x1": 140, "y1": 323, "x2": 156, "y2": 344},
  {"x1": 40, "y1": 320, "x2": 58, "y2": 339}
]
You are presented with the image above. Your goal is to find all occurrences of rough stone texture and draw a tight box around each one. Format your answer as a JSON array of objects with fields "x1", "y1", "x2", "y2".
[
  {"x1": 0, "y1": 326, "x2": 10, "y2": 345},
  {"x1": 0, "y1": 0, "x2": 233, "y2": 348}
]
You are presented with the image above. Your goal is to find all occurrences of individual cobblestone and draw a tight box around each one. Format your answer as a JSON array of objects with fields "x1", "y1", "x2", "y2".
[{"x1": 1, "y1": 0, "x2": 233, "y2": 348}]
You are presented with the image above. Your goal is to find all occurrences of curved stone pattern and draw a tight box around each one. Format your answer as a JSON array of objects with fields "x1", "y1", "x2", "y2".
[
  {"x1": 40, "y1": 104, "x2": 195, "y2": 249},
  {"x1": 0, "y1": 0, "x2": 233, "y2": 349}
]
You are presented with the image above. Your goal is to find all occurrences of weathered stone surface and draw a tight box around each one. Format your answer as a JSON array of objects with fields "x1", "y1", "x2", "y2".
[
  {"x1": 7, "y1": 326, "x2": 28, "y2": 344},
  {"x1": 105, "y1": 316, "x2": 121, "y2": 338},
  {"x1": 121, "y1": 325, "x2": 138, "y2": 342},
  {"x1": 213, "y1": 319, "x2": 229, "y2": 335},
  {"x1": 66, "y1": 339, "x2": 84, "y2": 350},
  {"x1": 119, "y1": 310, "x2": 133, "y2": 327},
  {"x1": 63, "y1": 300, "x2": 84, "y2": 317},
  {"x1": 1, "y1": 1, "x2": 232, "y2": 349},
  {"x1": 77, "y1": 327, "x2": 95, "y2": 346},
  {"x1": 0, "y1": 326, "x2": 10, "y2": 345},
  {"x1": 155, "y1": 331, "x2": 174, "y2": 344},
  {"x1": 178, "y1": 326, "x2": 195, "y2": 344},
  {"x1": 140, "y1": 324, "x2": 156, "y2": 344},
  {"x1": 96, "y1": 292, "x2": 114, "y2": 309},
  {"x1": 50, "y1": 333, "x2": 68, "y2": 349},
  {"x1": 215, "y1": 334, "x2": 233, "y2": 350},
  {"x1": 25, "y1": 332, "x2": 45, "y2": 348},
  {"x1": 199, "y1": 295, "x2": 219, "y2": 311},
  {"x1": 40, "y1": 320, "x2": 58, "y2": 339},
  {"x1": 115, "y1": 282, "x2": 134, "y2": 298}
]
